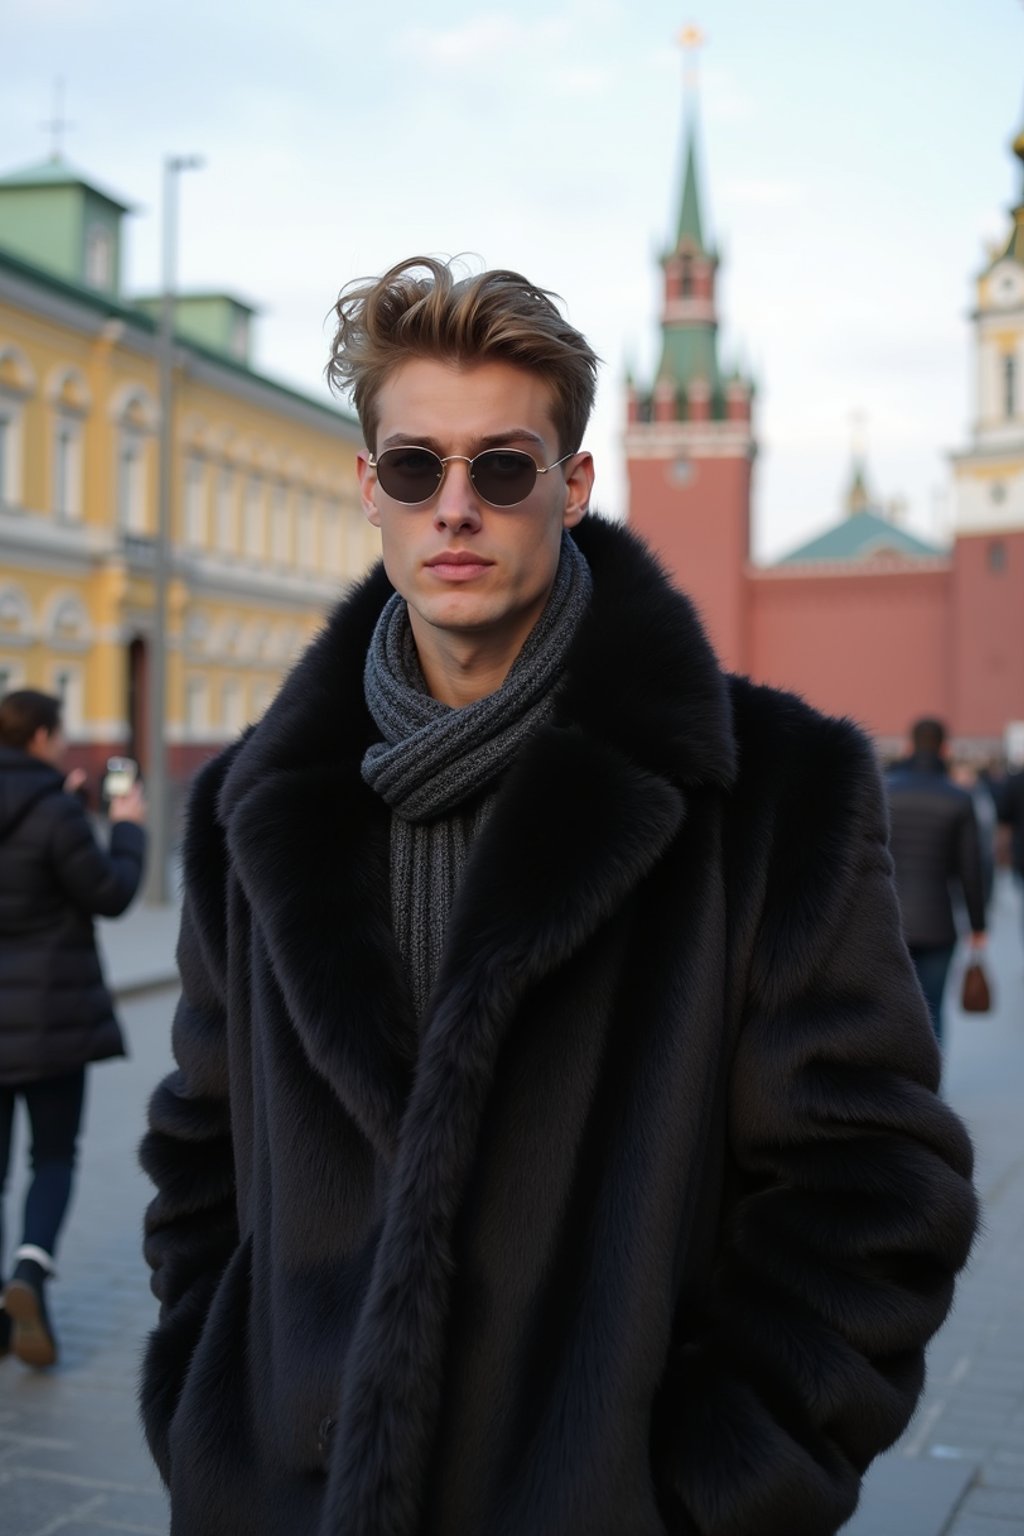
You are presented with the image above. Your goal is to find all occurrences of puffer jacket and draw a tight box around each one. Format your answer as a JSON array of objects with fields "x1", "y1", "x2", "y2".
[
  {"x1": 0, "y1": 744, "x2": 145, "y2": 1084},
  {"x1": 885, "y1": 752, "x2": 986, "y2": 947}
]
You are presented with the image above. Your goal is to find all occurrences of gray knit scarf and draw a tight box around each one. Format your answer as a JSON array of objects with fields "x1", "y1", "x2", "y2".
[{"x1": 362, "y1": 533, "x2": 592, "y2": 1015}]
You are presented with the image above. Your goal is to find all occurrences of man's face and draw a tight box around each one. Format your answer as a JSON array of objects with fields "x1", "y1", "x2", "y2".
[{"x1": 358, "y1": 358, "x2": 593, "y2": 657}]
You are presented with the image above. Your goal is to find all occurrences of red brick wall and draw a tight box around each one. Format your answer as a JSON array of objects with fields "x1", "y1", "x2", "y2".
[
  {"x1": 628, "y1": 454, "x2": 753, "y2": 673},
  {"x1": 748, "y1": 564, "x2": 953, "y2": 739},
  {"x1": 951, "y1": 531, "x2": 1024, "y2": 743}
]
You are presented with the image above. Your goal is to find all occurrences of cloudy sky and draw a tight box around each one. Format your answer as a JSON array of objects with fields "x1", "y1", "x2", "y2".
[{"x1": 3, "y1": 0, "x2": 1022, "y2": 559}]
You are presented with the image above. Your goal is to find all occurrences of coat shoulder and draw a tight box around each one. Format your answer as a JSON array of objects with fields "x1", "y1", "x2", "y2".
[{"x1": 727, "y1": 674, "x2": 883, "y2": 834}]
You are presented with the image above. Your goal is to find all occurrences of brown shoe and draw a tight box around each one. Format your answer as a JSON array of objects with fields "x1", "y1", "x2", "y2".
[{"x1": 3, "y1": 1260, "x2": 58, "y2": 1368}]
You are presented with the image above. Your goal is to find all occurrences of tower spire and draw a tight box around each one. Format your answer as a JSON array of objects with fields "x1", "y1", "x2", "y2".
[{"x1": 674, "y1": 24, "x2": 707, "y2": 252}]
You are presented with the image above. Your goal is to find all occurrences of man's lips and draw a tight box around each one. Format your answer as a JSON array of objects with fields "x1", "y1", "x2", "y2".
[{"x1": 423, "y1": 552, "x2": 495, "y2": 580}]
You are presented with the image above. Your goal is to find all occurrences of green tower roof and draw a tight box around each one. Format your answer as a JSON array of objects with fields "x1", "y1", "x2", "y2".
[
  {"x1": 0, "y1": 155, "x2": 133, "y2": 212},
  {"x1": 777, "y1": 509, "x2": 944, "y2": 566},
  {"x1": 676, "y1": 120, "x2": 706, "y2": 250}
]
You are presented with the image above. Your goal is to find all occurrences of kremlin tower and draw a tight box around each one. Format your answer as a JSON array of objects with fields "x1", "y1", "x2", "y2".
[{"x1": 625, "y1": 31, "x2": 755, "y2": 673}]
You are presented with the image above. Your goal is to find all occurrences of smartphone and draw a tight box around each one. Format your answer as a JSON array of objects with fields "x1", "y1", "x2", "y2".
[{"x1": 103, "y1": 756, "x2": 138, "y2": 800}]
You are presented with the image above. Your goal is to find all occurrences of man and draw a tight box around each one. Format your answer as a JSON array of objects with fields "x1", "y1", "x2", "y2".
[
  {"x1": 0, "y1": 689, "x2": 145, "y2": 1366},
  {"x1": 886, "y1": 719, "x2": 987, "y2": 1044},
  {"x1": 141, "y1": 258, "x2": 977, "y2": 1536}
]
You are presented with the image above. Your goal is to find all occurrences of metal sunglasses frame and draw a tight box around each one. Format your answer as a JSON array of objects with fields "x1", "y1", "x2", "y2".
[{"x1": 367, "y1": 446, "x2": 578, "y2": 508}]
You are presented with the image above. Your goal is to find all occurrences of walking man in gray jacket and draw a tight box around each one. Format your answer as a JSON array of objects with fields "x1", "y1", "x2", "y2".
[{"x1": 886, "y1": 717, "x2": 987, "y2": 1044}]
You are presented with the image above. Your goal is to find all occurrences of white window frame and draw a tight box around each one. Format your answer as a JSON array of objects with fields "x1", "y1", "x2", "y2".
[
  {"x1": 244, "y1": 476, "x2": 265, "y2": 559},
  {"x1": 1005, "y1": 354, "x2": 1017, "y2": 420},
  {"x1": 184, "y1": 457, "x2": 207, "y2": 547},
  {"x1": 323, "y1": 499, "x2": 342, "y2": 574},
  {"x1": 185, "y1": 675, "x2": 209, "y2": 736},
  {"x1": 0, "y1": 397, "x2": 24, "y2": 508},
  {"x1": 85, "y1": 224, "x2": 114, "y2": 289},
  {"x1": 297, "y1": 491, "x2": 316, "y2": 570},
  {"x1": 52, "y1": 413, "x2": 84, "y2": 521},
  {"x1": 117, "y1": 429, "x2": 146, "y2": 533},
  {"x1": 221, "y1": 677, "x2": 245, "y2": 736},
  {"x1": 0, "y1": 658, "x2": 26, "y2": 696},
  {"x1": 50, "y1": 663, "x2": 84, "y2": 738},
  {"x1": 216, "y1": 467, "x2": 235, "y2": 553},
  {"x1": 271, "y1": 483, "x2": 290, "y2": 565}
]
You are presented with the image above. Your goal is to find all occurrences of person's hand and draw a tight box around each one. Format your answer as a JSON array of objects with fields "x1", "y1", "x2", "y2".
[
  {"x1": 63, "y1": 767, "x2": 87, "y2": 795},
  {"x1": 968, "y1": 931, "x2": 987, "y2": 950},
  {"x1": 110, "y1": 781, "x2": 146, "y2": 825}
]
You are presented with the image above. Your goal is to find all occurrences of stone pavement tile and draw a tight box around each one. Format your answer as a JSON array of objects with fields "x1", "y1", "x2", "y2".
[
  {"x1": 0, "y1": 1471, "x2": 108, "y2": 1536},
  {"x1": 981, "y1": 1463, "x2": 1024, "y2": 1491},
  {"x1": 58, "y1": 1486, "x2": 167, "y2": 1531},
  {"x1": 958, "y1": 1486, "x2": 1024, "y2": 1520},
  {"x1": 945, "y1": 1519, "x2": 1024, "y2": 1536},
  {"x1": 840, "y1": 1454, "x2": 978, "y2": 1535},
  {"x1": 36, "y1": 1526, "x2": 162, "y2": 1536}
]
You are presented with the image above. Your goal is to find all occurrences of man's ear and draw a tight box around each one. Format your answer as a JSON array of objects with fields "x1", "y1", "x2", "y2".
[
  {"x1": 562, "y1": 451, "x2": 595, "y2": 529},
  {"x1": 357, "y1": 450, "x2": 381, "y2": 527}
]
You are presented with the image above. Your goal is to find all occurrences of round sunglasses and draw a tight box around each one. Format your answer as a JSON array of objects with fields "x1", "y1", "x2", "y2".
[{"x1": 368, "y1": 445, "x2": 577, "y2": 508}]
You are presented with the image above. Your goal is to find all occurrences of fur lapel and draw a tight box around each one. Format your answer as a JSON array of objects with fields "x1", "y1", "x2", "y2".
[{"x1": 327, "y1": 718, "x2": 689, "y2": 1531}]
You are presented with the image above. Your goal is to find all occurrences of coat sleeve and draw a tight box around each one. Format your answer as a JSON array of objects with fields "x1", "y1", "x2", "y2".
[
  {"x1": 137, "y1": 752, "x2": 240, "y2": 1484},
  {"x1": 49, "y1": 797, "x2": 146, "y2": 916},
  {"x1": 655, "y1": 716, "x2": 978, "y2": 1536},
  {"x1": 954, "y1": 795, "x2": 986, "y2": 933}
]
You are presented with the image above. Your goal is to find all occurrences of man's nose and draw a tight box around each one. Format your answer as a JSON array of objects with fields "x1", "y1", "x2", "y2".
[{"x1": 432, "y1": 459, "x2": 482, "y2": 532}]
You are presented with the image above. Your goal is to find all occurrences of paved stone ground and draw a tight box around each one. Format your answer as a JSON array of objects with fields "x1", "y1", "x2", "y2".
[
  {"x1": 845, "y1": 873, "x2": 1024, "y2": 1536},
  {"x1": 0, "y1": 987, "x2": 173, "y2": 1534},
  {"x1": 1, "y1": 877, "x2": 1022, "y2": 1536}
]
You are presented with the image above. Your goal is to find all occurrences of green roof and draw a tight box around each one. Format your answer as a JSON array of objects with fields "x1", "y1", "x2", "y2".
[
  {"x1": 656, "y1": 322, "x2": 719, "y2": 390},
  {"x1": 0, "y1": 155, "x2": 133, "y2": 212},
  {"x1": 777, "y1": 509, "x2": 945, "y2": 566},
  {"x1": 0, "y1": 241, "x2": 358, "y2": 432}
]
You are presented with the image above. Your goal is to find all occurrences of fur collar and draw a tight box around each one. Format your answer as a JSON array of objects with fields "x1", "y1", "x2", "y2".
[{"x1": 215, "y1": 516, "x2": 736, "y2": 1161}]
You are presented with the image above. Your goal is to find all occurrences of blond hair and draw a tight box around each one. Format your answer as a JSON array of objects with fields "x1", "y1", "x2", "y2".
[{"x1": 326, "y1": 256, "x2": 599, "y2": 454}]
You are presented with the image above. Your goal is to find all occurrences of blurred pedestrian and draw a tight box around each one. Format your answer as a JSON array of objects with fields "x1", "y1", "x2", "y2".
[
  {"x1": 951, "y1": 758, "x2": 998, "y2": 910},
  {"x1": 0, "y1": 689, "x2": 146, "y2": 1367},
  {"x1": 887, "y1": 718, "x2": 987, "y2": 1044},
  {"x1": 994, "y1": 761, "x2": 1024, "y2": 943},
  {"x1": 141, "y1": 257, "x2": 976, "y2": 1536}
]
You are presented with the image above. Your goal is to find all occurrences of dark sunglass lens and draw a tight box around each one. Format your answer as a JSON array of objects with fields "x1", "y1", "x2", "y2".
[
  {"x1": 472, "y1": 450, "x2": 537, "y2": 506},
  {"x1": 377, "y1": 448, "x2": 443, "y2": 503}
]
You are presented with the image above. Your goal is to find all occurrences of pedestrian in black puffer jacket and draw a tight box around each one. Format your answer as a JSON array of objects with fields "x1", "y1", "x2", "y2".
[
  {"x1": 0, "y1": 689, "x2": 146, "y2": 1368},
  {"x1": 886, "y1": 717, "x2": 987, "y2": 1046}
]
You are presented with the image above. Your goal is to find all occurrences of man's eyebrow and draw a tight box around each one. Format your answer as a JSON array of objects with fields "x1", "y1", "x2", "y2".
[{"x1": 378, "y1": 428, "x2": 548, "y2": 452}]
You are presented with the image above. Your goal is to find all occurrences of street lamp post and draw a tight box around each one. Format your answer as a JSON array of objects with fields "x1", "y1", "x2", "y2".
[{"x1": 145, "y1": 153, "x2": 202, "y2": 905}]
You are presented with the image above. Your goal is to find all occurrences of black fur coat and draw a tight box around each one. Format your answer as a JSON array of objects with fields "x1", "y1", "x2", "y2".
[{"x1": 140, "y1": 516, "x2": 977, "y2": 1536}]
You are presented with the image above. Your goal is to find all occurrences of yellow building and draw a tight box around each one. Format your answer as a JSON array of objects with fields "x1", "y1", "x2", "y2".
[{"x1": 0, "y1": 154, "x2": 377, "y2": 805}]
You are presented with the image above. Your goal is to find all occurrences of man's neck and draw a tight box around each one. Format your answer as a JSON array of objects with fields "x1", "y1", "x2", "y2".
[{"x1": 408, "y1": 615, "x2": 536, "y2": 708}]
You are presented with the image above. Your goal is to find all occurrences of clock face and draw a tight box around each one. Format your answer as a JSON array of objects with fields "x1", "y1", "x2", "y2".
[{"x1": 992, "y1": 264, "x2": 1024, "y2": 308}]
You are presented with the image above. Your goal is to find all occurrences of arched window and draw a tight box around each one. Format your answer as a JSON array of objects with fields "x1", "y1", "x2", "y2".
[
  {"x1": 680, "y1": 254, "x2": 693, "y2": 298},
  {"x1": 185, "y1": 457, "x2": 208, "y2": 547},
  {"x1": 110, "y1": 385, "x2": 157, "y2": 534}
]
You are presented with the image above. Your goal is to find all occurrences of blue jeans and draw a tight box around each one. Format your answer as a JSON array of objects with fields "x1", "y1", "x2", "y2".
[
  {"x1": 909, "y1": 945, "x2": 955, "y2": 1046},
  {"x1": 0, "y1": 1069, "x2": 86, "y2": 1276}
]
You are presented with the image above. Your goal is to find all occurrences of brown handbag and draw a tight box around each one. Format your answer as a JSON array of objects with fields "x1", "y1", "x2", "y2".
[{"x1": 961, "y1": 959, "x2": 992, "y2": 1014}]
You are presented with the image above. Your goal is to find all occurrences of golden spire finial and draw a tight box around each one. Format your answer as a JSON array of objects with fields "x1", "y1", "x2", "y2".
[{"x1": 678, "y1": 22, "x2": 706, "y2": 94}]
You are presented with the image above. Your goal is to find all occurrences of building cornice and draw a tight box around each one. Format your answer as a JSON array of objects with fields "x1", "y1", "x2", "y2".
[
  {"x1": 624, "y1": 422, "x2": 754, "y2": 459},
  {"x1": 0, "y1": 245, "x2": 361, "y2": 437},
  {"x1": 748, "y1": 556, "x2": 951, "y2": 580}
]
